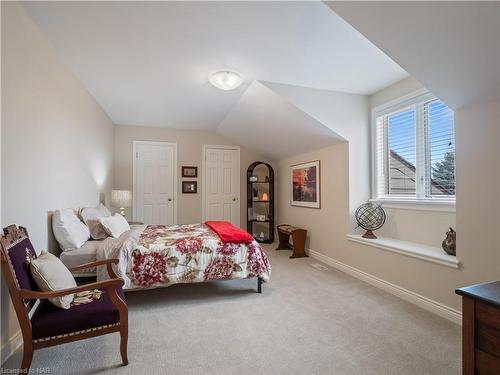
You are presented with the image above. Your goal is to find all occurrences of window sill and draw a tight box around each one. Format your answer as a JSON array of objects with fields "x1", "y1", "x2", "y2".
[
  {"x1": 370, "y1": 198, "x2": 456, "y2": 212},
  {"x1": 347, "y1": 234, "x2": 460, "y2": 269}
]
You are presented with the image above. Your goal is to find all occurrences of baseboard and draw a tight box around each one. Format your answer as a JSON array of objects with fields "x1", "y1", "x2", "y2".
[
  {"x1": 308, "y1": 249, "x2": 462, "y2": 325},
  {"x1": 1, "y1": 329, "x2": 23, "y2": 365}
]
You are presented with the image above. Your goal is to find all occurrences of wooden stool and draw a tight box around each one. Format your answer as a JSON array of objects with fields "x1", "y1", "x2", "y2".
[{"x1": 276, "y1": 224, "x2": 308, "y2": 258}]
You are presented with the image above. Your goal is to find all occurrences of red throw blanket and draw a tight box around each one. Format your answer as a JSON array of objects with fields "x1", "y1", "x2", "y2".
[{"x1": 205, "y1": 221, "x2": 255, "y2": 244}]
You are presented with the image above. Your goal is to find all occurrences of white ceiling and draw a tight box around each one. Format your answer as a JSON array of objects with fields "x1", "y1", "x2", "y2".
[
  {"x1": 217, "y1": 81, "x2": 344, "y2": 160},
  {"x1": 22, "y1": 1, "x2": 407, "y2": 130},
  {"x1": 261, "y1": 81, "x2": 368, "y2": 141},
  {"x1": 326, "y1": 1, "x2": 500, "y2": 109}
]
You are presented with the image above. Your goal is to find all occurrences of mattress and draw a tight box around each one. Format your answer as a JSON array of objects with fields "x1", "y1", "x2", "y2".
[{"x1": 60, "y1": 240, "x2": 102, "y2": 277}]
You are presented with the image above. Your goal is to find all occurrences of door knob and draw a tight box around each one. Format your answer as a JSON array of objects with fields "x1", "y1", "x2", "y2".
[
  {"x1": 168, "y1": 198, "x2": 173, "y2": 202},
  {"x1": 232, "y1": 197, "x2": 238, "y2": 202}
]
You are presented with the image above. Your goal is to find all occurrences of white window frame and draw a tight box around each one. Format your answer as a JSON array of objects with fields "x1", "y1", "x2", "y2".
[{"x1": 371, "y1": 89, "x2": 456, "y2": 211}]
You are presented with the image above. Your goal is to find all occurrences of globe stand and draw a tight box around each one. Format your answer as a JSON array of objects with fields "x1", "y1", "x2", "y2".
[
  {"x1": 362, "y1": 230, "x2": 377, "y2": 239},
  {"x1": 355, "y1": 202, "x2": 386, "y2": 240}
]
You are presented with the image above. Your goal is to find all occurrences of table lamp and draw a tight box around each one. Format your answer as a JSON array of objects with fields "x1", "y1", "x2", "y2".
[{"x1": 111, "y1": 190, "x2": 132, "y2": 217}]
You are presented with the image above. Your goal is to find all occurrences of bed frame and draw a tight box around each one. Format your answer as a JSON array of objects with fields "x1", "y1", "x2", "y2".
[{"x1": 75, "y1": 276, "x2": 264, "y2": 293}]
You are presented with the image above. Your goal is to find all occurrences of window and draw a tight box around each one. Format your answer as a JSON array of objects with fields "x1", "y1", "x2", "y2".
[{"x1": 374, "y1": 91, "x2": 455, "y2": 202}]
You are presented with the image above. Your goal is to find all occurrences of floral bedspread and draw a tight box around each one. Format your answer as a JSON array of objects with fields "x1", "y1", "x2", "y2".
[{"x1": 98, "y1": 224, "x2": 271, "y2": 290}]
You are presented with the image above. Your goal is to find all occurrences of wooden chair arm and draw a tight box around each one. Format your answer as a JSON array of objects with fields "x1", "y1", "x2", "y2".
[
  {"x1": 69, "y1": 258, "x2": 120, "y2": 279},
  {"x1": 69, "y1": 258, "x2": 119, "y2": 272},
  {"x1": 19, "y1": 278, "x2": 124, "y2": 300}
]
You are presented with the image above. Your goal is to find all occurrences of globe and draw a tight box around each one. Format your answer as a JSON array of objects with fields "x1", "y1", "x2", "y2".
[{"x1": 355, "y1": 203, "x2": 386, "y2": 239}]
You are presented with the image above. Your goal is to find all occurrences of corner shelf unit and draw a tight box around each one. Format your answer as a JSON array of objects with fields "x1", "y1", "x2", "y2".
[{"x1": 247, "y1": 162, "x2": 274, "y2": 244}]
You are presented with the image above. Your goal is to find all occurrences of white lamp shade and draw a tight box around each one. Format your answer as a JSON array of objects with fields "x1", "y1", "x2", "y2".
[
  {"x1": 209, "y1": 69, "x2": 243, "y2": 91},
  {"x1": 111, "y1": 190, "x2": 132, "y2": 208}
]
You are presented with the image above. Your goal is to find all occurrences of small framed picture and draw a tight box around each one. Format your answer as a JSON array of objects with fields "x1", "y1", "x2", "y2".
[
  {"x1": 182, "y1": 181, "x2": 197, "y2": 194},
  {"x1": 182, "y1": 166, "x2": 198, "y2": 178}
]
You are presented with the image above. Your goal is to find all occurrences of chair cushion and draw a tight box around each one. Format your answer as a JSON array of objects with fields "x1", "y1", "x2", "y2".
[
  {"x1": 31, "y1": 287, "x2": 125, "y2": 340},
  {"x1": 7, "y1": 237, "x2": 38, "y2": 291}
]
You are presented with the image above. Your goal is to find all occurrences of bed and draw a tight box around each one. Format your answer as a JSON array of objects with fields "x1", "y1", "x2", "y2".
[
  {"x1": 60, "y1": 240, "x2": 102, "y2": 277},
  {"x1": 60, "y1": 222, "x2": 271, "y2": 292}
]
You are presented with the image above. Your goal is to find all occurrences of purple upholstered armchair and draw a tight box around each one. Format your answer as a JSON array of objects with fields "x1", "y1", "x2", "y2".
[{"x1": 0, "y1": 225, "x2": 128, "y2": 372}]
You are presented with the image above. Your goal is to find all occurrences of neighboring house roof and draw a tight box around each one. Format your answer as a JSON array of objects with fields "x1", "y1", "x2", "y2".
[{"x1": 389, "y1": 150, "x2": 453, "y2": 195}]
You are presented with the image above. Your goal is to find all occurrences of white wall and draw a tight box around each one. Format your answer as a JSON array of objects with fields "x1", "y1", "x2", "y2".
[
  {"x1": 369, "y1": 76, "x2": 424, "y2": 108},
  {"x1": 114, "y1": 124, "x2": 275, "y2": 228},
  {"x1": 277, "y1": 75, "x2": 500, "y2": 313},
  {"x1": 261, "y1": 82, "x2": 370, "y2": 225},
  {"x1": 277, "y1": 144, "x2": 349, "y2": 252},
  {"x1": 455, "y1": 94, "x2": 500, "y2": 285},
  {"x1": 1, "y1": 2, "x2": 114, "y2": 352},
  {"x1": 277, "y1": 141, "x2": 465, "y2": 309},
  {"x1": 321, "y1": 2, "x2": 500, "y2": 312}
]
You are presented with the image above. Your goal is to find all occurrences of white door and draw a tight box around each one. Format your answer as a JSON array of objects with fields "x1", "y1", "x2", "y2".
[
  {"x1": 134, "y1": 142, "x2": 177, "y2": 224},
  {"x1": 203, "y1": 146, "x2": 240, "y2": 226}
]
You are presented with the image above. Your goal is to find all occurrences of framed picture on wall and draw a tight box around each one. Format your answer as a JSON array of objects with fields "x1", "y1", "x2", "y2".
[
  {"x1": 182, "y1": 166, "x2": 198, "y2": 178},
  {"x1": 182, "y1": 181, "x2": 197, "y2": 194},
  {"x1": 290, "y1": 160, "x2": 320, "y2": 208}
]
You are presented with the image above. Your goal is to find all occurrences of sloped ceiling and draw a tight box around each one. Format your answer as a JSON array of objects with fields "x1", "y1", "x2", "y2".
[
  {"x1": 325, "y1": 1, "x2": 500, "y2": 109},
  {"x1": 216, "y1": 81, "x2": 344, "y2": 161},
  {"x1": 22, "y1": 1, "x2": 407, "y2": 129},
  {"x1": 260, "y1": 81, "x2": 368, "y2": 141}
]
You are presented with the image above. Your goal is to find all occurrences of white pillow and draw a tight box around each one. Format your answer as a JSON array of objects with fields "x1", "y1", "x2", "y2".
[
  {"x1": 80, "y1": 203, "x2": 111, "y2": 240},
  {"x1": 99, "y1": 214, "x2": 130, "y2": 238},
  {"x1": 52, "y1": 209, "x2": 90, "y2": 251},
  {"x1": 30, "y1": 251, "x2": 77, "y2": 309}
]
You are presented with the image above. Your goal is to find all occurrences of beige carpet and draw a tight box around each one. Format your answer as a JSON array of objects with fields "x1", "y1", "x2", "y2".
[{"x1": 2, "y1": 243, "x2": 461, "y2": 374}]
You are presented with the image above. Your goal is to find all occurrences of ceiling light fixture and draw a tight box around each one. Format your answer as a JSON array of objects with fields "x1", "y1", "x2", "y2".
[{"x1": 209, "y1": 69, "x2": 243, "y2": 91}]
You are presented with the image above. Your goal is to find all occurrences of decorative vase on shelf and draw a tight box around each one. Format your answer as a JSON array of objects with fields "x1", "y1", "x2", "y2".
[
  {"x1": 252, "y1": 187, "x2": 259, "y2": 201},
  {"x1": 249, "y1": 176, "x2": 258, "y2": 183}
]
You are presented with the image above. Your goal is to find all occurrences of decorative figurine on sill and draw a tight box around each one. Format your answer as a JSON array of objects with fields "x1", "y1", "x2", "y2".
[
  {"x1": 354, "y1": 202, "x2": 386, "y2": 239},
  {"x1": 442, "y1": 227, "x2": 456, "y2": 256}
]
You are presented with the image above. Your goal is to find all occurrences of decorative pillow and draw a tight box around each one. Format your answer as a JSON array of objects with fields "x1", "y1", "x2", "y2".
[
  {"x1": 30, "y1": 251, "x2": 77, "y2": 309},
  {"x1": 52, "y1": 209, "x2": 90, "y2": 251},
  {"x1": 99, "y1": 214, "x2": 130, "y2": 238},
  {"x1": 80, "y1": 203, "x2": 111, "y2": 240}
]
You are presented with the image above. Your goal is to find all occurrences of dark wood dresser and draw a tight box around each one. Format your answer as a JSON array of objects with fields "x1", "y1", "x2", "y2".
[{"x1": 456, "y1": 281, "x2": 500, "y2": 375}]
